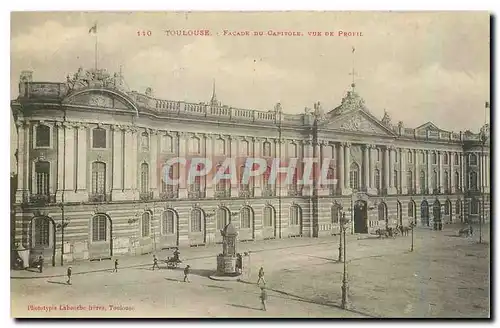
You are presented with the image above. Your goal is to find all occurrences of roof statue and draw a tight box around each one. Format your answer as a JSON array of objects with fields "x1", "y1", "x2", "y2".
[
  {"x1": 480, "y1": 123, "x2": 490, "y2": 139},
  {"x1": 381, "y1": 109, "x2": 392, "y2": 127},
  {"x1": 66, "y1": 67, "x2": 123, "y2": 92},
  {"x1": 329, "y1": 89, "x2": 366, "y2": 116},
  {"x1": 313, "y1": 101, "x2": 326, "y2": 122}
]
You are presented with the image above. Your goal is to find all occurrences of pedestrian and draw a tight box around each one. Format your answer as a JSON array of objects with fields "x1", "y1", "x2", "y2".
[
  {"x1": 469, "y1": 225, "x2": 474, "y2": 237},
  {"x1": 236, "y1": 253, "x2": 243, "y2": 274},
  {"x1": 67, "y1": 266, "x2": 72, "y2": 285},
  {"x1": 260, "y1": 286, "x2": 267, "y2": 311},
  {"x1": 37, "y1": 256, "x2": 44, "y2": 273},
  {"x1": 257, "y1": 267, "x2": 266, "y2": 285},
  {"x1": 183, "y1": 265, "x2": 191, "y2": 283},
  {"x1": 152, "y1": 255, "x2": 160, "y2": 271},
  {"x1": 113, "y1": 258, "x2": 118, "y2": 272}
]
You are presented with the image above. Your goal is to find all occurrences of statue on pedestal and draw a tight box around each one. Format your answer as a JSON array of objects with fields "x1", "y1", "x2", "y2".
[{"x1": 216, "y1": 222, "x2": 240, "y2": 276}]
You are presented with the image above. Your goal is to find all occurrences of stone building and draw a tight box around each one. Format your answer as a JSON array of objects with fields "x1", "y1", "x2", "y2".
[{"x1": 11, "y1": 68, "x2": 490, "y2": 266}]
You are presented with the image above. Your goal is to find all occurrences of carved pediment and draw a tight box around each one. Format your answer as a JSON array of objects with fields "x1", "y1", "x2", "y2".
[
  {"x1": 322, "y1": 110, "x2": 396, "y2": 136},
  {"x1": 415, "y1": 122, "x2": 441, "y2": 132},
  {"x1": 62, "y1": 89, "x2": 138, "y2": 113}
]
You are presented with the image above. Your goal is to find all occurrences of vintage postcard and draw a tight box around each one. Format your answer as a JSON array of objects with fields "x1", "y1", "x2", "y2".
[{"x1": 10, "y1": 11, "x2": 490, "y2": 318}]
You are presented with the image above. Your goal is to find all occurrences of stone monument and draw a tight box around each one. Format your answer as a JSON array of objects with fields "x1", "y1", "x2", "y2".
[{"x1": 216, "y1": 222, "x2": 239, "y2": 276}]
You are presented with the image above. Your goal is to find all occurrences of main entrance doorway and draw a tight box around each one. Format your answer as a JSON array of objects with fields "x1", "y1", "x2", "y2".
[{"x1": 353, "y1": 200, "x2": 368, "y2": 233}]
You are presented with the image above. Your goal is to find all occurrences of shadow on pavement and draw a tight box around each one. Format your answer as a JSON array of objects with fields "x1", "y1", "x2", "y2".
[
  {"x1": 206, "y1": 284, "x2": 232, "y2": 291},
  {"x1": 228, "y1": 303, "x2": 262, "y2": 311},
  {"x1": 164, "y1": 277, "x2": 181, "y2": 282},
  {"x1": 47, "y1": 280, "x2": 68, "y2": 285}
]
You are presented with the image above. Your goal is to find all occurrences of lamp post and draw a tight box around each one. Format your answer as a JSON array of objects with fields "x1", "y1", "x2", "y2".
[
  {"x1": 410, "y1": 221, "x2": 415, "y2": 252},
  {"x1": 339, "y1": 211, "x2": 351, "y2": 309},
  {"x1": 479, "y1": 129, "x2": 487, "y2": 244}
]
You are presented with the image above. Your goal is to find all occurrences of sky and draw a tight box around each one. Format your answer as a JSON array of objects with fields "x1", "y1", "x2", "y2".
[{"x1": 10, "y1": 11, "x2": 490, "y2": 171}]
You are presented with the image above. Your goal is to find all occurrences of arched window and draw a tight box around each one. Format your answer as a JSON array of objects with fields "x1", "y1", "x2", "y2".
[
  {"x1": 240, "y1": 207, "x2": 252, "y2": 229},
  {"x1": 469, "y1": 153, "x2": 478, "y2": 166},
  {"x1": 289, "y1": 143, "x2": 298, "y2": 158},
  {"x1": 92, "y1": 127, "x2": 106, "y2": 149},
  {"x1": 240, "y1": 140, "x2": 249, "y2": 156},
  {"x1": 190, "y1": 163, "x2": 202, "y2": 192},
  {"x1": 406, "y1": 170, "x2": 413, "y2": 191},
  {"x1": 290, "y1": 205, "x2": 301, "y2": 226},
  {"x1": 35, "y1": 125, "x2": 50, "y2": 147},
  {"x1": 190, "y1": 209, "x2": 202, "y2": 232},
  {"x1": 91, "y1": 162, "x2": 106, "y2": 194},
  {"x1": 378, "y1": 202, "x2": 387, "y2": 221},
  {"x1": 189, "y1": 137, "x2": 201, "y2": 154},
  {"x1": 140, "y1": 163, "x2": 149, "y2": 193},
  {"x1": 408, "y1": 201, "x2": 415, "y2": 217},
  {"x1": 393, "y1": 170, "x2": 398, "y2": 189},
  {"x1": 432, "y1": 170, "x2": 438, "y2": 191},
  {"x1": 216, "y1": 208, "x2": 228, "y2": 230},
  {"x1": 454, "y1": 153, "x2": 459, "y2": 165},
  {"x1": 455, "y1": 171, "x2": 460, "y2": 190},
  {"x1": 34, "y1": 161, "x2": 50, "y2": 195},
  {"x1": 331, "y1": 204, "x2": 340, "y2": 224},
  {"x1": 433, "y1": 200, "x2": 441, "y2": 220},
  {"x1": 432, "y1": 152, "x2": 437, "y2": 164},
  {"x1": 420, "y1": 171, "x2": 426, "y2": 192},
  {"x1": 92, "y1": 214, "x2": 107, "y2": 242},
  {"x1": 263, "y1": 166, "x2": 272, "y2": 190},
  {"x1": 162, "y1": 135, "x2": 174, "y2": 153},
  {"x1": 141, "y1": 132, "x2": 149, "y2": 150},
  {"x1": 263, "y1": 206, "x2": 274, "y2": 227},
  {"x1": 421, "y1": 201, "x2": 429, "y2": 217},
  {"x1": 349, "y1": 163, "x2": 359, "y2": 190},
  {"x1": 263, "y1": 141, "x2": 271, "y2": 157},
  {"x1": 444, "y1": 200, "x2": 451, "y2": 215},
  {"x1": 162, "y1": 210, "x2": 175, "y2": 235},
  {"x1": 469, "y1": 171, "x2": 478, "y2": 190},
  {"x1": 34, "y1": 217, "x2": 50, "y2": 247},
  {"x1": 215, "y1": 164, "x2": 228, "y2": 192},
  {"x1": 375, "y1": 169, "x2": 381, "y2": 190},
  {"x1": 470, "y1": 198, "x2": 479, "y2": 215},
  {"x1": 444, "y1": 153, "x2": 449, "y2": 165},
  {"x1": 216, "y1": 138, "x2": 225, "y2": 155},
  {"x1": 444, "y1": 171, "x2": 449, "y2": 191},
  {"x1": 141, "y1": 212, "x2": 151, "y2": 237}
]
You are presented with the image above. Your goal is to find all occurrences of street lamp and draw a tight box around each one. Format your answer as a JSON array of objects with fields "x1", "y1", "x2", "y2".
[
  {"x1": 410, "y1": 220, "x2": 416, "y2": 252},
  {"x1": 479, "y1": 127, "x2": 488, "y2": 244},
  {"x1": 339, "y1": 211, "x2": 351, "y2": 309}
]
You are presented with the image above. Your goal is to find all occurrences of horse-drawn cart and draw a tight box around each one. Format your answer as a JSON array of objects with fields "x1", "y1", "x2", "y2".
[{"x1": 164, "y1": 256, "x2": 182, "y2": 269}]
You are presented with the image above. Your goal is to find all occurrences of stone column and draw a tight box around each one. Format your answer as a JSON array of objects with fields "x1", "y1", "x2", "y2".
[
  {"x1": 302, "y1": 139, "x2": 313, "y2": 196},
  {"x1": 450, "y1": 152, "x2": 456, "y2": 194},
  {"x1": 439, "y1": 151, "x2": 444, "y2": 193},
  {"x1": 414, "y1": 150, "x2": 419, "y2": 193},
  {"x1": 123, "y1": 127, "x2": 139, "y2": 200},
  {"x1": 426, "y1": 150, "x2": 431, "y2": 193},
  {"x1": 369, "y1": 145, "x2": 375, "y2": 190},
  {"x1": 63, "y1": 122, "x2": 76, "y2": 201},
  {"x1": 178, "y1": 132, "x2": 188, "y2": 198},
  {"x1": 338, "y1": 142, "x2": 344, "y2": 194},
  {"x1": 363, "y1": 145, "x2": 369, "y2": 190},
  {"x1": 486, "y1": 153, "x2": 490, "y2": 191},
  {"x1": 15, "y1": 120, "x2": 29, "y2": 203},
  {"x1": 384, "y1": 146, "x2": 390, "y2": 192},
  {"x1": 253, "y1": 137, "x2": 262, "y2": 197},
  {"x1": 150, "y1": 130, "x2": 159, "y2": 198},
  {"x1": 230, "y1": 136, "x2": 237, "y2": 197},
  {"x1": 343, "y1": 142, "x2": 352, "y2": 195},
  {"x1": 477, "y1": 153, "x2": 482, "y2": 190},
  {"x1": 111, "y1": 125, "x2": 125, "y2": 200},
  {"x1": 388, "y1": 146, "x2": 397, "y2": 194},
  {"x1": 460, "y1": 152, "x2": 466, "y2": 190},
  {"x1": 55, "y1": 122, "x2": 65, "y2": 202},
  {"x1": 74, "y1": 123, "x2": 88, "y2": 201},
  {"x1": 401, "y1": 148, "x2": 407, "y2": 194}
]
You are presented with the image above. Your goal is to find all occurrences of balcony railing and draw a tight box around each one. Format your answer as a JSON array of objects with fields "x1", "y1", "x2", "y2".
[
  {"x1": 238, "y1": 186, "x2": 254, "y2": 198},
  {"x1": 188, "y1": 190, "x2": 205, "y2": 199},
  {"x1": 29, "y1": 194, "x2": 56, "y2": 205},
  {"x1": 88, "y1": 193, "x2": 108, "y2": 203},
  {"x1": 262, "y1": 188, "x2": 276, "y2": 197},
  {"x1": 139, "y1": 191, "x2": 153, "y2": 201},
  {"x1": 287, "y1": 187, "x2": 303, "y2": 197},
  {"x1": 160, "y1": 190, "x2": 178, "y2": 200},
  {"x1": 214, "y1": 190, "x2": 231, "y2": 199}
]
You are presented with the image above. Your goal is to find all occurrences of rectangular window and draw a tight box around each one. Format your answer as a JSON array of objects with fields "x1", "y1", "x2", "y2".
[
  {"x1": 34, "y1": 218, "x2": 50, "y2": 247},
  {"x1": 35, "y1": 125, "x2": 51, "y2": 148},
  {"x1": 92, "y1": 128, "x2": 107, "y2": 149},
  {"x1": 92, "y1": 216, "x2": 107, "y2": 242}
]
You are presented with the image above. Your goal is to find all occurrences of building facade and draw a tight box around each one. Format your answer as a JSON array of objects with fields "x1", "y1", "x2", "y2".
[{"x1": 11, "y1": 68, "x2": 491, "y2": 266}]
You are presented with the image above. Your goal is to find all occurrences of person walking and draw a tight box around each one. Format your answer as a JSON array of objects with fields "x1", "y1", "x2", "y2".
[
  {"x1": 183, "y1": 265, "x2": 191, "y2": 283},
  {"x1": 113, "y1": 259, "x2": 118, "y2": 273},
  {"x1": 260, "y1": 286, "x2": 267, "y2": 311},
  {"x1": 257, "y1": 267, "x2": 266, "y2": 285},
  {"x1": 67, "y1": 266, "x2": 72, "y2": 285},
  {"x1": 152, "y1": 255, "x2": 160, "y2": 271},
  {"x1": 37, "y1": 256, "x2": 44, "y2": 273}
]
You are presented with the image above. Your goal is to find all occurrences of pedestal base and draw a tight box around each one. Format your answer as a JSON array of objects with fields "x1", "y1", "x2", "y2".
[{"x1": 216, "y1": 254, "x2": 237, "y2": 275}]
